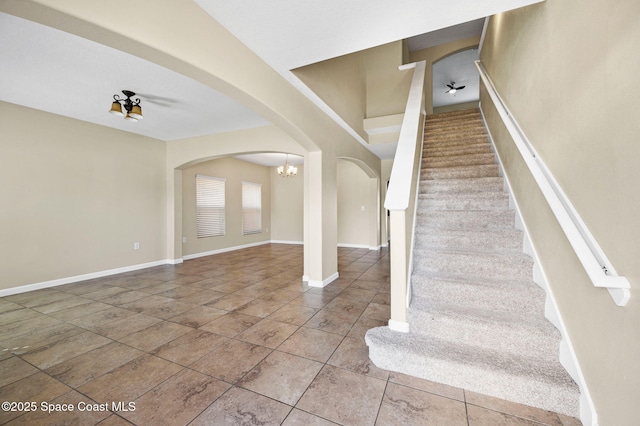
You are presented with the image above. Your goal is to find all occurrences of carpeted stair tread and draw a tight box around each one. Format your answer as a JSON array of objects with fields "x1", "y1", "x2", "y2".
[
  {"x1": 365, "y1": 107, "x2": 580, "y2": 418},
  {"x1": 365, "y1": 328, "x2": 580, "y2": 417}
]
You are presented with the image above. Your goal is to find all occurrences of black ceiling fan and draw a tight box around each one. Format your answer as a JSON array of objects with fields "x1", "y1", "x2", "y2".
[{"x1": 445, "y1": 82, "x2": 465, "y2": 93}]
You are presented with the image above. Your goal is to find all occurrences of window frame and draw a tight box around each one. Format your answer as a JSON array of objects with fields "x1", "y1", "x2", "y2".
[{"x1": 195, "y1": 174, "x2": 226, "y2": 238}]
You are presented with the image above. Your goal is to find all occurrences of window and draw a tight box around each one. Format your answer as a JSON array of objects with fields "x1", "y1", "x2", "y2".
[
  {"x1": 242, "y1": 181, "x2": 262, "y2": 235},
  {"x1": 196, "y1": 175, "x2": 225, "y2": 238}
]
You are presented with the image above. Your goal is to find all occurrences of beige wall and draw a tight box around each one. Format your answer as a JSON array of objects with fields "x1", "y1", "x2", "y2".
[
  {"x1": 410, "y1": 36, "x2": 481, "y2": 114},
  {"x1": 364, "y1": 41, "x2": 413, "y2": 118},
  {"x1": 2, "y1": 0, "x2": 382, "y2": 287},
  {"x1": 0, "y1": 102, "x2": 166, "y2": 290},
  {"x1": 271, "y1": 165, "x2": 304, "y2": 243},
  {"x1": 293, "y1": 53, "x2": 367, "y2": 140},
  {"x1": 337, "y1": 160, "x2": 372, "y2": 247},
  {"x1": 480, "y1": 2, "x2": 640, "y2": 424},
  {"x1": 433, "y1": 101, "x2": 479, "y2": 114},
  {"x1": 181, "y1": 157, "x2": 271, "y2": 256}
]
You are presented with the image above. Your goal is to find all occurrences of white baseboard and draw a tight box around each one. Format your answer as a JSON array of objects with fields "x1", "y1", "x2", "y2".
[
  {"x1": 337, "y1": 243, "x2": 369, "y2": 249},
  {"x1": 0, "y1": 259, "x2": 170, "y2": 297},
  {"x1": 308, "y1": 272, "x2": 339, "y2": 288},
  {"x1": 388, "y1": 319, "x2": 410, "y2": 333},
  {"x1": 182, "y1": 240, "x2": 271, "y2": 260},
  {"x1": 270, "y1": 240, "x2": 303, "y2": 245}
]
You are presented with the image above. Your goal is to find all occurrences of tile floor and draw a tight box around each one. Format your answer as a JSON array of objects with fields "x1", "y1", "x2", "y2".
[{"x1": 0, "y1": 244, "x2": 581, "y2": 425}]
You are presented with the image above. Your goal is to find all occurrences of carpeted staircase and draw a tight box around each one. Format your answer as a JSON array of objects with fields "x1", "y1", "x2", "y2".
[{"x1": 365, "y1": 108, "x2": 580, "y2": 417}]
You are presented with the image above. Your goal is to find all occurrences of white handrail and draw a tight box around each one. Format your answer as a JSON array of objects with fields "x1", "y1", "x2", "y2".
[
  {"x1": 475, "y1": 61, "x2": 630, "y2": 306},
  {"x1": 385, "y1": 60, "x2": 427, "y2": 332},
  {"x1": 385, "y1": 61, "x2": 426, "y2": 210}
]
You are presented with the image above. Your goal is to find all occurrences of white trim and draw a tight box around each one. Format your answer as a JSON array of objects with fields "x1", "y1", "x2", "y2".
[
  {"x1": 385, "y1": 61, "x2": 427, "y2": 211},
  {"x1": 182, "y1": 240, "x2": 271, "y2": 260},
  {"x1": 302, "y1": 275, "x2": 310, "y2": 282},
  {"x1": 337, "y1": 243, "x2": 369, "y2": 249},
  {"x1": 0, "y1": 259, "x2": 170, "y2": 297},
  {"x1": 478, "y1": 16, "x2": 490, "y2": 55},
  {"x1": 270, "y1": 240, "x2": 304, "y2": 245},
  {"x1": 480, "y1": 104, "x2": 597, "y2": 426},
  {"x1": 308, "y1": 272, "x2": 339, "y2": 288},
  {"x1": 388, "y1": 319, "x2": 410, "y2": 333}
]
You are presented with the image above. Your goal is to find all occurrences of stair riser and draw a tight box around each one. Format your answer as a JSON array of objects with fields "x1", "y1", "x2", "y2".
[
  {"x1": 413, "y1": 250, "x2": 533, "y2": 281},
  {"x1": 422, "y1": 165, "x2": 499, "y2": 180},
  {"x1": 408, "y1": 310, "x2": 559, "y2": 358},
  {"x1": 426, "y1": 110, "x2": 481, "y2": 120},
  {"x1": 426, "y1": 125, "x2": 486, "y2": 136},
  {"x1": 425, "y1": 135, "x2": 488, "y2": 147},
  {"x1": 424, "y1": 145, "x2": 492, "y2": 158},
  {"x1": 410, "y1": 277, "x2": 544, "y2": 314},
  {"x1": 420, "y1": 178, "x2": 504, "y2": 194},
  {"x1": 418, "y1": 195, "x2": 509, "y2": 211},
  {"x1": 416, "y1": 210, "x2": 515, "y2": 230},
  {"x1": 413, "y1": 230, "x2": 521, "y2": 252},
  {"x1": 423, "y1": 155, "x2": 496, "y2": 168}
]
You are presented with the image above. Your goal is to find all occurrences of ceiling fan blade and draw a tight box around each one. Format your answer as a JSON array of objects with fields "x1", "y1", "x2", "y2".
[
  {"x1": 445, "y1": 89, "x2": 451, "y2": 93},
  {"x1": 447, "y1": 84, "x2": 454, "y2": 89},
  {"x1": 456, "y1": 85, "x2": 466, "y2": 90}
]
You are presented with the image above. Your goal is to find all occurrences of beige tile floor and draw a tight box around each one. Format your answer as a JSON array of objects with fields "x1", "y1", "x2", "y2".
[{"x1": 0, "y1": 244, "x2": 581, "y2": 425}]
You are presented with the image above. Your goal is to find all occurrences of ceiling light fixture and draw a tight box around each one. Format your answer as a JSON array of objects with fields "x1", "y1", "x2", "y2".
[
  {"x1": 445, "y1": 82, "x2": 466, "y2": 95},
  {"x1": 277, "y1": 154, "x2": 297, "y2": 178},
  {"x1": 109, "y1": 90, "x2": 143, "y2": 122}
]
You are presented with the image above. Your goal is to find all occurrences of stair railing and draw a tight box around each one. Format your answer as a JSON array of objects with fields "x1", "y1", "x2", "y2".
[
  {"x1": 385, "y1": 60, "x2": 427, "y2": 332},
  {"x1": 475, "y1": 60, "x2": 630, "y2": 306}
]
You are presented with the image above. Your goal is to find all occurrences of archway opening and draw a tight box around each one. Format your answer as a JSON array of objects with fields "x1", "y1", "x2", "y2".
[{"x1": 432, "y1": 47, "x2": 480, "y2": 113}]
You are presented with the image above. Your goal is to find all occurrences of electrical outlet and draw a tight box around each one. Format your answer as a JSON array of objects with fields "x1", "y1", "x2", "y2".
[
  {"x1": 182, "y1": 237, "x2": 187, "y2": 243},
  {"x1": 134, "y1": 242, "x2": 140, "y2": 250}
]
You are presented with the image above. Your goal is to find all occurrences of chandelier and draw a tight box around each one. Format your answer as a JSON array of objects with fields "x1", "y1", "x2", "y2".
[
  {"x1": 277, "y1": 154, "x2": 297, "y2": 178},
  {"x1": 109, "y1": 90, "x2": 144, "y2": 122}
]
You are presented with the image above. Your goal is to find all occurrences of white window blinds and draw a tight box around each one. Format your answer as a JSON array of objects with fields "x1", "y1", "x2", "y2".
[
  {"x1": 196, "y1": 175, "x2": 225, "y2": 238},
  {"x1": 242, "y1": 181, "x2": 262, "y2": 235}
]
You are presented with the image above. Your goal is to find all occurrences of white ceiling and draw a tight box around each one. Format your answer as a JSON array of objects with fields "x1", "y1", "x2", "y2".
[
  {"x1": 1, "y1": 0, "x2": 542, "y2": 163},
  {"x1": 0, "y1": 12, "x2": 270, "y2": 142},
  {"x1": 194, "y1": 0, "x2": 538, "y2": 72},
  {"x1": 409, "y1": 19, "x2": 485, "y2": 52},
  {"x1": 432, "y1": 48, "x2": 480, "y2": 108}
]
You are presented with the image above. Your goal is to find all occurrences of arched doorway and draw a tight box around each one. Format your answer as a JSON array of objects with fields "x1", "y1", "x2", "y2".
[{"x1": 432, "y1": 48, "x2": 480, "y2": 113}]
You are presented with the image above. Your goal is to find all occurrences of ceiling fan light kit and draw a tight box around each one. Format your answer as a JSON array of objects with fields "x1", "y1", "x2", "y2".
[
  {"x1": 446, "y1": 82, "x2": 466, "y2": 94},
  {"x1": 109, "y1": 90, "x2": 143, "y2": 122}
]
